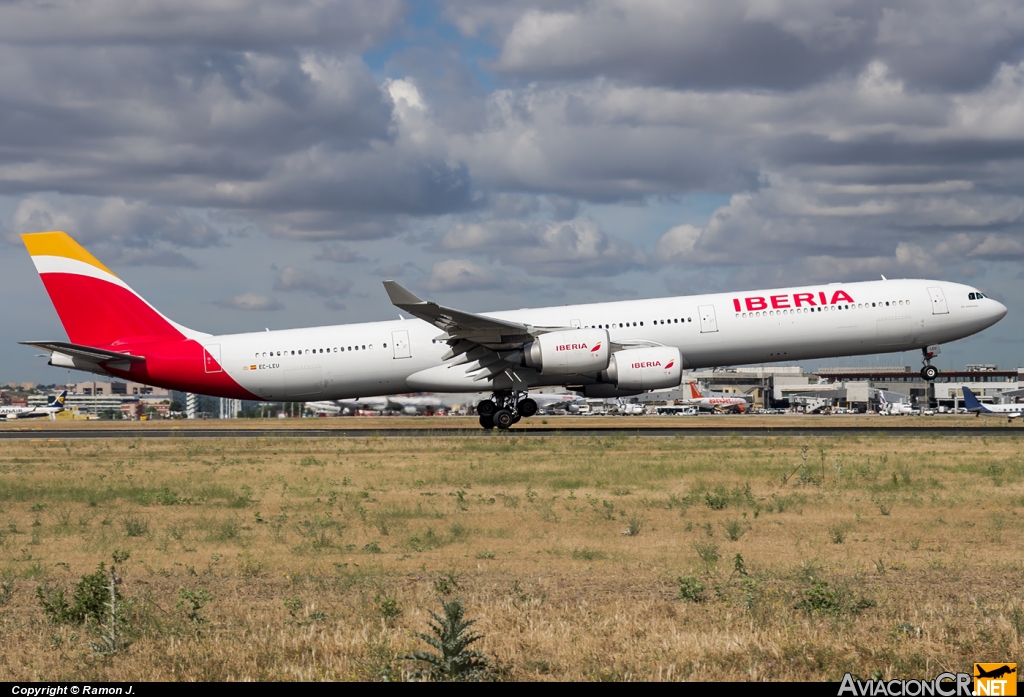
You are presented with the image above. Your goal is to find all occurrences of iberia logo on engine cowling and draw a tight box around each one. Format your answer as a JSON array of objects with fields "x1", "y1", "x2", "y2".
[
  {"x1": 665, "y1": 360, "x2": 675, "y2": 370},
  {"x1": 555, "y1": 343, "x2": 588, "y2": 351},
  {"x1": 591, "y1": 342, "x2": 602, "y2": 353},
  {"x1": 632, "y1": 361, "x2": 662, "y2": 369}
]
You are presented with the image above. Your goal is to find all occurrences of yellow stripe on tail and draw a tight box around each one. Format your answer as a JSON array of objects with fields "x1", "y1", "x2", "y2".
[{"x1": 21, "y1": 231, "x2": 115, "y2": 275}]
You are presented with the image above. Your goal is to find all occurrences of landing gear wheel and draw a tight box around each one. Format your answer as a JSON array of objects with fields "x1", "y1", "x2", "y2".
[
  {"x1": 479, "y1": 414, "x2": 495, "y2": 429},
  {"x1": 921, "y1": 365, "x2": 939, "y2": 381},
  {"x1": 512, "y1": 414, "x2": 522, "y2": 425},
  {"x1": 519, "y1": 398, "x2": 538, "y2": 418},
  {"x1": 493, "y1": 409, "x2": 514, "y2": 430},
  {"x1": 477, "y1": 400, "x2": 496, "y2": 417}
]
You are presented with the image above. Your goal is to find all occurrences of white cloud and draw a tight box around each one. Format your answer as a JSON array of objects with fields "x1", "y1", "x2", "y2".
[
  {"x1": 213, "y1": 293, "x2": 284, "y2": 311},
  {"x1": 273, "y1": 267, "x2": 352, "y2": 297},
  {"x1": 424, "y1": 259, "x2": 505, "y2": 292}
]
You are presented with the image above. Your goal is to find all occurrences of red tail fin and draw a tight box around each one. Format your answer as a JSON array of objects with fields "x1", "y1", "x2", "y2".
[{"x1": 22, "y1": 232, "x2": 197, "y2": 347}]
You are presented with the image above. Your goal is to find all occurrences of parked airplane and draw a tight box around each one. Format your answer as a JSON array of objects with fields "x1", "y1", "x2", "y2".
[
  {"x1": 19, "y1": 232, "x2": 1007, "y2": 430},
  {"x1": 330, "y1": 391, "x2": 584, "y2": 416},
  {"x1": 962, "y1": 386, "x2": 1021, "y2": 421},
  {"x1": 683, "y1": 381, "x2": 751, "y2": 413},
  {"x1": 878, "y1": 391, "x2": 915, "y2": 415},
  {"x1": 334, "y1": 394, "x2": 453, "y2": 415},
  {"x1": 530, "y1": 392, "x2": 588, "y2": 414},
  {"x1": 0, "y1": 390, "x2": 67, "y2": 420}
]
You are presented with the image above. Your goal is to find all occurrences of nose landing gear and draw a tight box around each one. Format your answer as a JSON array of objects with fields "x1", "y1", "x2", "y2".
[{"x1": 476, "y1": 391, "x2": 535, "y2": 430}]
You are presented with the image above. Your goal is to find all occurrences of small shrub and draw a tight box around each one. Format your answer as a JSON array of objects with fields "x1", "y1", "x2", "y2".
[
  {"x1": 624, "y1": 512, "x2": 644, "y2": 536},
  {"x1": 299, "y1": 456, "x2": 325, "y2": 467},
  {"x1": 693, "y1": 541, "x2": 720, "y2": 570},
  {"x1": 677, "y1": 575, "x2": 706, "y2": 603},
  {"x1": 797, "y1": 580, "x2": 875, "y2": 616},
  {"x1": 828, "y1": 524, "x2": 846, "y2": 544},
  {"x1": 433, "y1": 573, "x2": 460, "y2": 596},
  {"x1": 448, "y1": 522, "x2": 469, "y2": 542},
  {"x1": 375, "y1": 593, "x2": 402, "y2": 625},
  {"x1": 404, "y1": 597, "x2": 493, "y2": 681},
  {"x1": 121, "y1": 515, "x2": 150, "y2": 538},
  {"x1": 177, "y1": 588, "x2": 211, "y2": 626},
  {"x1": 155, "y1": 488, "x2": 180, "y2": 506},
  {"x1": 363, "y1": 541, "x2": 382, "y2": 554},
  {"x1": 36, "y1": 563, "x2": 108, "y2": 625},
  {"x1": 704, "y1": 492, "x2": 728, "y2": 510},
  {"x1": 723, "y1": 519, "x2": 746, "y2": 541}
]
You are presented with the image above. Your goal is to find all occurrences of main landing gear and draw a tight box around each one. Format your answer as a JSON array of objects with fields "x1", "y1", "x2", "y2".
[
  {"x1": 920, "y1": 345, "x2": 941, "y2": 381},
  {"x1": 477, "y1": 391, "x2": 538, "y2": 430}
]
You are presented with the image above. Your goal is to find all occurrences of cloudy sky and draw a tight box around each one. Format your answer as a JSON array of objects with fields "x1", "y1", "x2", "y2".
[{"x1": 3, "y1": 0, "x2": 1024, "y2": 383}]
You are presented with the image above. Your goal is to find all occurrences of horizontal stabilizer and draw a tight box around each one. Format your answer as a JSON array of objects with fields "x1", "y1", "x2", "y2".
[{"x1": 19, "y1": 341, "x2": 147, "y2": 364}]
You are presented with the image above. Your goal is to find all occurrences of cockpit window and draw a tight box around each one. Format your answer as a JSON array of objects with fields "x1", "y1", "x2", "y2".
[{"x1": 969, "y1": 292, "x2": 976, "y2": 300}]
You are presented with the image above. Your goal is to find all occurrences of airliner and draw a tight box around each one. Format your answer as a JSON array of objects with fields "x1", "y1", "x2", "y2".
[
  {"x1": 683, "y1": 382, "x2": 751, "y2": 413},
  {"x1": 0, "y1": 390, "x2": 67, "y2": 420},
  {"x1": 18, "y1": 231, "x2": 1007, "y2": 429},
  {"x1": 962, "y1": 387, "x2": 1021, "y2": 421}
]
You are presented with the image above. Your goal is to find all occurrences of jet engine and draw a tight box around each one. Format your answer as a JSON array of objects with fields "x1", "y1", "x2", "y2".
[
  {"x1": 522, "y1": 329, "x2": 610, "y2": 375},
  {"x1": 600, "y1": 347, "x2": 682, "y2": 391}
]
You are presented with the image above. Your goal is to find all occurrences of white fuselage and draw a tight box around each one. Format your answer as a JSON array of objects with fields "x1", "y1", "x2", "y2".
[{"x1": 206, "y1": 279, "x2": 1005, "y2": 401}]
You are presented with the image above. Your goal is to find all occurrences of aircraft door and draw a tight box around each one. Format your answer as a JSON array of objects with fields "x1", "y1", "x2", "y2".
[
  {"x1": 698, "y1": 305, "x2": 719, "y2": 333},
  {"x1": 203, "y1": 344, "x2": 223, "y2": 373},
  {"x1": 927, "y1": 287, "x2": 949, "y2": 314},
  {"x1": 391, "y1": 330, "x2": 412, "y2": 359}
]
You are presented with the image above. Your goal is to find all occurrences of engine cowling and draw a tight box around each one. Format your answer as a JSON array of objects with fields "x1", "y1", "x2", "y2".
[
  {"x1": 522, "y1": 329, "x2": 610, "y2": 375},
  {"x1": 600, "y1": 347, "x2": 682, "y2": 391}
]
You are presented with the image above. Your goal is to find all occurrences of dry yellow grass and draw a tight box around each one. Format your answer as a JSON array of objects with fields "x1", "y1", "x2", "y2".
[{"x1": 0, "y1": 433, "x2": 1021, "y2": 680}]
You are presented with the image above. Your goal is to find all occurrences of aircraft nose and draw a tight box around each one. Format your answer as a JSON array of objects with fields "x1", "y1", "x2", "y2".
[{"x1": 992, "y1": 299, "x2": 1008, "y2": 322}]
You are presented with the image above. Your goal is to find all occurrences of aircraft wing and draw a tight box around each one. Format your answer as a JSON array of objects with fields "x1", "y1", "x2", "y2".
[
  {"x1": 383, "y1": 281, "x2": 540, "y2": 349},
  {"x1": 20, "y1": 341, "x2": 147, "y2": 364},
  {"x1": 383, "y1": 281, "x2": 668, "y2": 382}
]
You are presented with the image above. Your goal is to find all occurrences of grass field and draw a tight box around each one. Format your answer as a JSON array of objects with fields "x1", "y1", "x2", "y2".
[{"x1": 0, "y1": 433, "x2": 1021, "y2": 681}]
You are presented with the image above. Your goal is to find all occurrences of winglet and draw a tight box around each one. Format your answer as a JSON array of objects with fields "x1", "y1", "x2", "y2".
[{"x1": 383, "y1": 280, "x2": 425, "y2": 308}]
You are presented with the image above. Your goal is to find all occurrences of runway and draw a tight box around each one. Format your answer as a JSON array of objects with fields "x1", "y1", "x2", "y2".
[{"x1": 2, "y1": 425, "x2": 1022, "y2": 439}]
